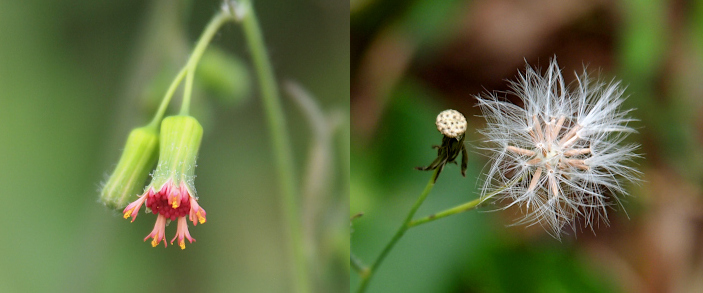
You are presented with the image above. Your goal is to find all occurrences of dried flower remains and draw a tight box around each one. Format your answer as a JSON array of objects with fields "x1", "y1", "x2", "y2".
[{"x1": 417, "y1": 109, "x2": 469, "y2": 182}]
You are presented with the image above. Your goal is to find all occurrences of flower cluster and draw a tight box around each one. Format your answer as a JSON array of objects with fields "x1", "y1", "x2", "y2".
[
  {"x1": 477, "y1": 59, "x2": 640, "y2": 237},
  {"x1": 104, "y1": 115, "x2": 207, "y2": 249}
]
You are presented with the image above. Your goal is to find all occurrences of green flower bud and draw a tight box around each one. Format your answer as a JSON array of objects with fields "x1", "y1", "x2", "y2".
[
  {"x1": 100, "y1": 126, "x2": 159, "y2": 209},
  {"x1": 148, "y1": 115, "x2": 203, "y2": 195}
]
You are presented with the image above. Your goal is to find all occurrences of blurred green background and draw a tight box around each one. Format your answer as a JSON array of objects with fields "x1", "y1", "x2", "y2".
[
  {"x1": 352, "y1": 0, "x2": 703, "y2": 292},
  {"x1": 0, "y1": 0, "x2": 348, "y2": 292}
]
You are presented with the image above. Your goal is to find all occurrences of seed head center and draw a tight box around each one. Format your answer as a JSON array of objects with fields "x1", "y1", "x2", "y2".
[{"x1": 542, "y1": 148, "x2": 562, "y2": 165}]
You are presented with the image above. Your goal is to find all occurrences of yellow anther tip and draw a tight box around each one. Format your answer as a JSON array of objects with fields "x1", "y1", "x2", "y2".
[
  {"x1": 123, "y1": 211, "x2": 132, "y2": 219},
  {"x1": 151, "y1": 240, "x2": 158, "y2": 247},
  {"x1": 179, "y1": 242, "x2": 186, "y2": 250},
  {"x1": 172, "y1": 202, "x2": 179, "y2": 208}
]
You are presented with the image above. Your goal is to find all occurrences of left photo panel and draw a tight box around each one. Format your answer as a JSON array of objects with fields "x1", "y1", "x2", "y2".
[{"x1": 0, "y1": 1, "x2": 349, "y2": 292}]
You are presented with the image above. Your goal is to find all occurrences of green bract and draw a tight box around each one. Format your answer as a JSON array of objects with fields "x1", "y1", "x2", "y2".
[{"x1": 100, "y1": 126, "x2": 159, "y2": 209}]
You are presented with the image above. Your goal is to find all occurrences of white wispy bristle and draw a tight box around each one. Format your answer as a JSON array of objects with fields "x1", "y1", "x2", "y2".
[{"x1": 477, "y1": 58, "x2": 641, "y2": 238}]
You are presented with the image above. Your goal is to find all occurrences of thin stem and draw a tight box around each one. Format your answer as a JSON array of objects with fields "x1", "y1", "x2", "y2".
[
  {"x1": 409, "y1": 175, "x2": 523, "y2": 227},
  {"x1": 146, "y1": 11, "x2": 234, "y2": 129},
  {"x1": 179, "y1": 11, "x2": 234, "y2": 115},
  {"x1": 239, "y1": 2, "x2": 309, "y2": 293},
  {"x1": 408, "y1": 198, "x2": 482, "y2": 227},
  {"x1": 180, "y1": 69, "x2": 196, "y2": 115},
  {"x1": 146, "y1": 67, "x2": 189, "y2": 130},
  {"x1": 356, "y1": 168, "x2": 440, "y2": 293}
]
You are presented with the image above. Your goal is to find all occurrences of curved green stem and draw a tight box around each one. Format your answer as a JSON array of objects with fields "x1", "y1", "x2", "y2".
[
  {"x1": 179, "y1": 11, "x2": 234, "y2": 115},
  {"x1": 146, "y1": 67, "x2": 189, "y2": 130},
  {"x1": 408, "y1": 197, "x2": 482, "y2": 227},
  {"x1": 239, "y1": 1, "x2": 310, "y2": 293},
  {"x1": 180, "y1": 69, "x2": 196, "y2": 116},
  {"x1": 356, "y1": 173, "x2": 523, "y2": 291},
  {"x1": 356, "y1": 168, "x2": 440, "y2": 293},
  {"x1": 146, "y1": 10, "x2": 235, "y2": 129},
  {"x1": 409, "y1": 175, "x2": 524, "y2": 227}
]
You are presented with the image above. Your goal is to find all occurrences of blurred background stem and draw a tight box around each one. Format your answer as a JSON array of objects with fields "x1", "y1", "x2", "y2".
[
  {"x1": 239, "y1": 1, "x2": 310, "y2": 292},
  {"x1": 356, "y1": 167, "x2": 440, "y2": 293}
]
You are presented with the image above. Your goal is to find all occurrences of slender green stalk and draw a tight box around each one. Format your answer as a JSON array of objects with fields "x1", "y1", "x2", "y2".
[
  {"x1": 180, "y1": 69, "x2": 196, "y2": 115},
  {"x1": 146, "y1": 11, "x2": 235, "y2": 130},
  {"x1": 146, "y1": 67, "x2": 188, "y2": 130},
  {"x1": 408, "y1": 198, "x2": 482, "y2": 227},
  {"x1": 409, "y1": 175, "x2": 523, "y2": 227},
  {"x1": 355, "y1": 173, "x2": 523, "y2": 291},
  {"x1": 179, "y1": 11, "x2": 234, "y2": 115},
  {"x1": 356, "y1": 168, "x2": 440, "y2": 293},
  {"x1": 239, "y1": 1, "x2": 310, "y2": 293},
  {"x1": 410, "y1": 175, "x2": 522, "y2": 227}
]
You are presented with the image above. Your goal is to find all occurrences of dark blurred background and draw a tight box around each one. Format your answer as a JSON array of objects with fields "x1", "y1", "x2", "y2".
[
  {"x1": 0, "y1": 0, "x2": 348, "y2": 292},
  {"x1": 351, "y1": 0, "x2": 703, "y2": 292}
]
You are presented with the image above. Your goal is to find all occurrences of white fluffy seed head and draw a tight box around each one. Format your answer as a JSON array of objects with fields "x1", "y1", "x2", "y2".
[
  {"x1": 477, "y1": 58, "x2": 641, "y2": 239},
  {"x1": 436, "y1": 109, "x2": 467, "y2": 138}
]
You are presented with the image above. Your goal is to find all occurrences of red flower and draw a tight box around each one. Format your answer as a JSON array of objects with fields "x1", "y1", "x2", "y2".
[
  {"x1": 122, "y1": 116, "x2": 206, "y2": 249},
  {"x1": 124, "y1": 180, "x2": 207, "y2": 248}
]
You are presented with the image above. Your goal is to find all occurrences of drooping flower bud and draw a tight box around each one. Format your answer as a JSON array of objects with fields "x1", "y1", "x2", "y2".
[
  {"x1": 147, "y1": 115, "x2": 203, "y2": 196},
  {"x1": 123, "y1": 115, "x2": 207, "y2": 249},
  {"x1": 100, "y1": 126, "x2": 159, "y2": 209}
]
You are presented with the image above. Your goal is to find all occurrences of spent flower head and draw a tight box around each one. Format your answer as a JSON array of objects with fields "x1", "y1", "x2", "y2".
[
  {"x1": 123, "y1": 115, "x2": 207, "y2": 249},
  {"x1": 417, "y1": 109, "x2": 469, "y2": 182},
  {"x1": 477, "y1": 58, "x2": 640, "y2": 238},
  {"x1": 436, "y1": 109, "x2": 467, "y2": 138}
]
